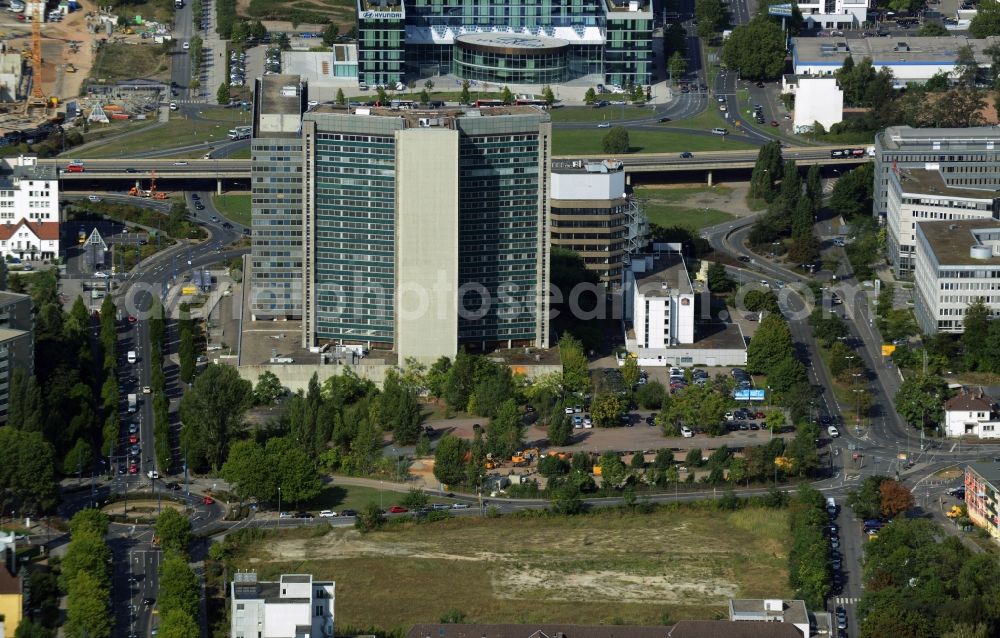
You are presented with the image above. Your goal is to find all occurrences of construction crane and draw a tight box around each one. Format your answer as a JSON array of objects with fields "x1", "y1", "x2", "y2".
[{"x1": 25, "y1": 1, "x2": 48, "y2": 110}]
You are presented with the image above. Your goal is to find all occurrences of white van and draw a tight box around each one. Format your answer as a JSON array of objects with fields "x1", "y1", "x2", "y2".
[
  {"x1": 680, "y1": 426, "x2": 694, "y2": 438},
  {"x1": 711, "y1": 127, "x2": 728, "y2": 135},
  {"x1": 826, "y1": 497, "x2": 837, "y2": 514},
  {"x1": 827, "y1": 425, "x2": 840, "y2": 438}
]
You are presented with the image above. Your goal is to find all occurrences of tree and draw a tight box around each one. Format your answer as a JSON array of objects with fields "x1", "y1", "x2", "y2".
[
  {"x1": 636, "y1": 380, "x2": 666, "y2": 410},
  {"x1": 400, "y1": 488, "x2": 429, "y2": 511},
  {"x1": 158, "y1": 609, "x2": 200, "y2": 638},
  {"x1": 217, "y1": 82, "x2": 230, "y2": 105},
  {"x1": 322, "y1": 22, "x2": 338, "y2": 46},
  {"x1": 829, "y1": 163, "x2": 873, "y2": 220},
  {"x1": 419, "y1": 88, "x2": 430, "y2": 104},
  {"x1": 768, "y1": 355, "x2": 806, "y2": 394},
  {"x1": 602, "y1": 127, "x2": 630, "y2": 154},
  {"x1": 620, "y1": 357, "x2": 640, "y2": 389},
  {"x1": 266, "y1": 437, "x2": 322, "y2": 504},
  {"x1": 559, "y1": 333, "x2": 590, "y2": 394},
  {"x1": 539, "y1": 454, "x2": 570, "y2": 478},
  {"x1": 253, "y1": 370, "x2": 285, "y2": 405},
  {"x1": 335, "y1": 87, "x2": 346, "y2": 105},
  {"x1": 158, "y1": 554, "x2": 199, "y2": 617},
  {"x1": 894, "y1": 374, "x2": 947, "y2": 430},
  {"x1": 848, "y1": 476, "x2": 888, "y2": 520},
  {"x1": 747, "y1": 314, "x2": 793, "y2": 375},
  {"x1": 179, "y1": 364, "x2": 252, "y2": 471},
  {"x1": 433, "y1": 434, "x2": 468, "y2": 486},
  {"x1": 918, "y1": 22, "x2": 949, "y2": 36},
  {"x1": 178, "y1": 325, "x2": 195, "y2": 384},
  {"x1": 880, "y1": 479, "x2": 914, "y2": 518},
  {"x1": 542, "y1": 85, "x2": 555, "y2": 107},
  {"x1": 706, "y1": 261, "x2": 734, "y2": 292},
  {"x1": 61, "y1": 531, "x2": 111, "y2": 589},
  {"x1": 70, "y1": 508, "x2": 109, "y2": 537},
  {"x1": 155, "y1": 508, "x2": 192, "y2": 554},
  {"x1": 590, "y1": 393, "x2": 623, "y2": 427},
  {"x1": 550, "y1": 483, "x2": 584, "y2": 514},
  {"x1": 485, "y1": 399, "x2": 524, "y2": 458},
  {"x1": 354, "y1": 502, "x2": 386, "y2": 532},
  {"x1": 722, "y1": 16, "x2": 787, "y2": 80},
  {"x1": 500, "y1": 85, "x2": 513, "y2": 105},
  {"x1": 63, "y1": 438, "x2": 92, "y2": 477},
  {"x1": 598, "y1": 451, "x2": 627, "y2": 488},
  {"x1": 584, "y1": 87, "x2": 596, "y2": 104},
  {"x1": 749, "y1": 140, "x2": 783, "y2": 202},
  {"x1": 249, "y1": 19, "x2": 267, "y2": 41},
  {"x1": 547, "y1": 412, "x2": 572, "y2": 447},
  {"x1": 381, "y1": 370, "x2": 423, "y2": 444},
  {"x1": 695, "y1": 0, "x2": 726, "y2": 38},
  {"x1": 459, "y1": 81, "x2": 471, "y2": 105},
  {"x1": 785, "y1": 422, "x2": 820, "y2": 477},
  {"x1": 971, "y1": 0, "x2": 1000, "y2": 38},
  {"x1": 65, "y1": 571, "x2": 111, "y2": 638},
  {"x1": 8, "y1": 368, "x2": 43, "y2": 433},
  {"x1": 668, "y1": 51, "x2": 687, "y2": 82},
  {"x1": 685, "y1": 447, "x2": 703, "y2": 467}
]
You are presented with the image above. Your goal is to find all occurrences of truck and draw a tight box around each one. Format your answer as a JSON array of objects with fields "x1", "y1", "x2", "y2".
[
  {"x1": 127, "y1": 350, "x2": 137, "y2": 364},
  {"x1": 227, "y1": 125, "x2": 251, "y2": 140},
  {"x1": 127, "y1": 393, "x2": 137, "y2": 412}
]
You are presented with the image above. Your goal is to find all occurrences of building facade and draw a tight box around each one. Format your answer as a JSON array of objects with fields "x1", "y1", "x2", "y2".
[
  {"x1": 944, "y1": 389, "x2": 1000, "y2": 438},
  {"x1": 873, "y1": 126, "x2": 1000, "y2": 221},
  {"x1": 795, "y1": 0, "x2": 867, "y2": 30},
  {"x1": 0, "y1": 291, "x2": 33, "y2": 424},
  {"x1": 249, "y1": 75, "x2": 306, "y2": 320},
  {"x1": 299, "y1": 104, "x2": 551, "y2": 360},
  {"x1": 356, "y1": 0, "x2": 653, "y2": 88},
  {"x1": 965, "y1": 462, "x2": 1000, "y2": 541},
  {"x1": 625, "y1": 252, "x2": 695, "y2": 350},
  {"x1": 550, "y1": 159, "x2": 645, "y2": 289},
  {"x1": 885, "y1": 167, "x2": 998, "y2": 277},
  {"x1": 231, "y1": 573, "x2": 334, "y2": 638},
  {"x1": 913, "y1": 220, "x2": 1000, "y2": 334}
]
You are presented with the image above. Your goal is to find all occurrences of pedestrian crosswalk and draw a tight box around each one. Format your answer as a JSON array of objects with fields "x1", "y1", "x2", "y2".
[{"x1": 834, "y1": 597, "x2": 860, "y2": 605}]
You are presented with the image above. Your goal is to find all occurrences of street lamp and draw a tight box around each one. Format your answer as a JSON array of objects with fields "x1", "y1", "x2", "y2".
[{"x1": 277, "y1": 486, "x2": 281, "y2": 527}]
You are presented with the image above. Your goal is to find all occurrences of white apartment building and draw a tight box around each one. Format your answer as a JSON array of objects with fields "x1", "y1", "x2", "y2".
[
  {"x1": 626, "y1": 252, "x2": 695, "y2": 350},
  {"x1": 914, "y1": 219, "x2": 1000, "y2": 334},
  {"x1": 0, "y1": 155, "x2": 59, "y2": 224},
  {"x1": 943, "y1": 389, "x2": 1000, "y2": 438},
  {"x1": 231, "y1": 573, "x2": 334, "y2": 638},
  {"x1": 795, "y1": 0, "x2": 868, "y2": 30},
  {"x1": 886, "y1": 167, "x2": 998, "y2": 277}
]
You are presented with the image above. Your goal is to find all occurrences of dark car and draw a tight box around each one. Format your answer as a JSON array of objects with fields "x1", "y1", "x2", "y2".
[
  {"x1": 222, "y1": 222, "x2": 233, "y2": 229},
  {"x1": 296, "y1": 511, "x2": 314, "y2": 519},
  {"x1": 340, "y1": 509, "x2": 357, "y2": 517},
  {"x1": 755, "y1": 81, "x2": 764, "y2": 87},
  {"x1": 125, "y1": 168, "x2": 138, "y2": 173},
  {"x1": 191, "y1": 193, "x2": 200, "y2": 200},
  {"x1": 195, "y1": 203, "x2": 205, "y2": 210},
  {"x1": 658, "y1": 116, "x2": 671, "y2": 122},
  {"x1": 679, "y1": 152, "x2": 693, "y2": 159},
  {"x1": 142, "y1": 598, "x2": 155, "y2": 607},
  {"x1": 738, "y1": 255, "x2": 751, "y2": 263},
  {"x1": 165, "y1": 482, "x2": 181, "y2": 491}
]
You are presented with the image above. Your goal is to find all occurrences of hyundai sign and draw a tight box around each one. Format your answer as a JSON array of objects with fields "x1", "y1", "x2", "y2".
[
  {"x1": 732, "y1": 389, "x2": 767, "y2": 401},
  {"x1": 768, "y1": 3, "x2": 793, "y2": 16}
]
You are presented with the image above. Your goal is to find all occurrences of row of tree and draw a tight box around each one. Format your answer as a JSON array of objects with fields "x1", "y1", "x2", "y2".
[
  {"x1": 150, "y1": 299, "x2": 171, "y2": 471},
  {"x1": 787, "y1": 486, "x2": 831, "y2": 609},
  {"x1": 63, "y1": 510, "x2": 112, "y2": 638}
]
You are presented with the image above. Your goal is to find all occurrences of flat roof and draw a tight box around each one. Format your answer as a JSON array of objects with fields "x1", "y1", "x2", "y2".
[
  {"x1": 259, "y1": 75, "x2": 304, "y2": 116},
  {"x1": 793, "y1": 35, "x2": 997, "y2": 67},
  {"x1": 0, "y1": 327, "x2": 28, "y2": 343},
  {"x1": 728, "y1": 599, "x2": 809, "y2": 627},
  {"x1": 916, "y1": 219, "x2": 1000, "y2": 266},
  {"x1": 633, "y1": 253, "x2": 693, "y2": 297},
  {"x1": 311, "y1": 103, "x2": 547, "y2": 120},
  {"x1": 406, "y1": 624, "x2": 666, "y2": 638},
  {"x1": 281, "y1": 574, "x2": 312, "y2": 583},
  {"x1": 968, "y1": 461, "x2": 1000, "y2": 485},
  {"x1": 897, "y1": 168, "x2": 999, "y2": 200},
  {"x1": 881, "y1": 125, "x2": 1000, "y2": 150},
  {"x1": 551, "y1": 159, "x2": 624, "y2": 174},
  {"x1": 0, "y1": 291, "x2": 30, "y2": 307}
]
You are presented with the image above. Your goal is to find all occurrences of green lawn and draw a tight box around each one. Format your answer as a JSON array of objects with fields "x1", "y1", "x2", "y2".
[
  {"x1": 549, "y1": 105, "x2": 653, "y2": 123},
  {"x1": 227, "y1": 147, "x2": 251, "y2": 159},
  {"x1": 74, "y1": 115, "x2": 235, "y2": 158},
  {"x1": 229, "y1": 505, "x2": 791, "y2": 630},
  {"x1": 304, "y1": 484, "x2": 457, "y2": 512},
  {"x1": 634, "y1": 185, "x2": 737, "y2": 231},
  {"x1": 212, "y1": 193, "x2": 251, "y2": 227},
  {"x1": 553, "y1": 127, "x2": 755, "y2": 155}
]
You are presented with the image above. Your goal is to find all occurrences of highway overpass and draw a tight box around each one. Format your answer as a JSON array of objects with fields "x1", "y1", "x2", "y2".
[{"x1": 43, "y1": 145, "x2": 870, "y2": 190}]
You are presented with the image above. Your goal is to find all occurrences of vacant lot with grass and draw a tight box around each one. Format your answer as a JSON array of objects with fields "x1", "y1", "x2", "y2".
[
  {"x1": 91, "y1": 43, "x2": 171, "y2": 83},
  {"x1": 246, "y1": 0, "x2": 355, "y2": 29},
  {"x1": 552, "y1": 128, "x2": 755, "y2": 156},
  {"x1": 550, "y1": 106, "x2": 653, "y2": 123},
  {"x1": 231, "y1": 506, "x2": 790, "y2": 629},
  {"x1": 75, "y1": 115, "x2": 234, "y2": 158},
  {"x1": 634, "y1": 185, "x2": 739, "y2": 231}
]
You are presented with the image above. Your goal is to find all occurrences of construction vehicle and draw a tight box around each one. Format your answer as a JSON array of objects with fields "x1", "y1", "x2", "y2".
[
  {"x1": 65, "y1": 63, "x2": 76, "y2": 73},
  {"x1": 946, "y1": 505, "x2": 965, "y2": 519},
  {"x1": 128, "y1": 170, "x2": 167, "y2": 199},
  {"x1": 25, "y1": 1, "x2": 49, "y2": 111}
]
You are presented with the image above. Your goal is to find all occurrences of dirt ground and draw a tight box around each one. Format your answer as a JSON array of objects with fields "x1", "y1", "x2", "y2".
[{"x1": 633, "y1": 181, "x2": 756, "y2": 218}]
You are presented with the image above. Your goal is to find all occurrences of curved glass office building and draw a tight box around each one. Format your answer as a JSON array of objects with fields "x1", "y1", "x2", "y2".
[
  {"x1": 357, "y1": 0, "x2": 652, "y2": 89},
  {"x1": 453, "y1": 34, "x2": 569, "y2": 84}
]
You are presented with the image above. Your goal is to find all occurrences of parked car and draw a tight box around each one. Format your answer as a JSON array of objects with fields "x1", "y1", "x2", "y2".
[
  {"x1": 389, "y1": 505, "x2": 408, "y2": 513},
  {"x1": 202, "y1": 495, "x2": 215, "y2": 505},
  {"x1": 319, "y1": 510, "x2": 337, "y2": 518},
  {"x1": 340, "y1": 509, "x2": 357, "y2": 517},
  {"x1": 279, "y1": 511, "x2": 293, "y2": 518}
]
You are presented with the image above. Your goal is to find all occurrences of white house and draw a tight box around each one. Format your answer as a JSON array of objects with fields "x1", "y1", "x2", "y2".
[
  {"x1": 0, "y1": 220, "x2": 59, "y2": 260},
  {"x1": 944, "y1": 388, "x2": 1000, "y2": 438},
  {"x1": 795, "y1": 0, "x2": 868, "y2": 31},
  {"x1": 792, "y1": 77, "x2": 844, "y2": 133},
  {"x1": 231, "y1": 573, "x2": 334, "y2": 638}
]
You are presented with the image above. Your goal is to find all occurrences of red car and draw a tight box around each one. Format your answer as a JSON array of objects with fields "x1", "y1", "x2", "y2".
[
  {"x1": 127, "y1": 315, "x2": 137, "y2": 324},
  {"x1": 202, "y1": 495, "x2": 215, "y2": 505},
  {"x1": 389, "y1": 505, "x2": 408, "y2": 514},
  {"x1": 129, "y1": 463, "x2": 138, "y2": 474},
  {"x1": 65, "y1": 163, "x2": 84, "y2": 173},
  {"x1": 129, "y1": 434, "x2": 138, "y2": 444},
  {"x1": 770, "y1": 120, "x2": 779, "y2": 127},
  {"x1": 755, "y1": 412, "x2": 766, "y2": 420}
]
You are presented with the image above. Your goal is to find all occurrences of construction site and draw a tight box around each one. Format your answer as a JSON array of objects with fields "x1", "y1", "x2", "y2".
[{"x1": 0, "y1": 0, "x2": 176, "y2": 138}]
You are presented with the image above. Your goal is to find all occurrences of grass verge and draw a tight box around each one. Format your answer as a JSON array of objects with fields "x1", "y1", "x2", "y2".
[
  {"x1": 553, "y1": 128, "x2": 754, "y2": 155},
  {"x1": 212, "y1": 193, "x2": 251, "y2": 227},
  {"x1": 549, "y1": 106, "x2": 653, "y2": 123},
  {"x1": 228, "y1": 505, "x2": 791, "y2": 629},
  {"x1": 90, "y1": 42, "x2": 171, "y2": 84}
]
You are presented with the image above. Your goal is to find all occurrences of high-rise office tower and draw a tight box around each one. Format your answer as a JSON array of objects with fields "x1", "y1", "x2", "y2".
[
  {"x1": 249, "y1": 75, "x2": 305, "y2": 320},
  {"x1": 299, "y1": 104, "x2": 551, "y2": 361}
]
